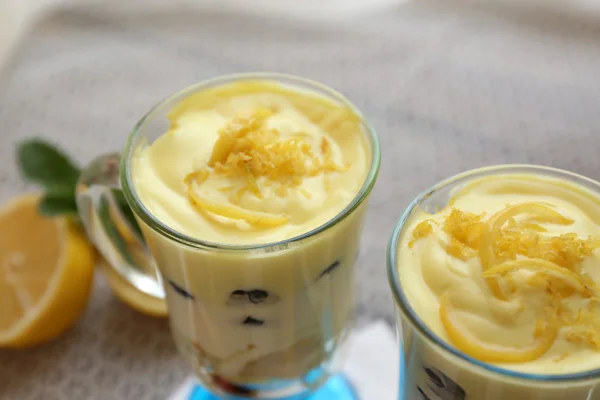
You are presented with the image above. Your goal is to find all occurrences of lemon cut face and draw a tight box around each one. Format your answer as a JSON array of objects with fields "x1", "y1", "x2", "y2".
[{"x1": 0, "y1": 194, "x2": 95, "y2": 348}]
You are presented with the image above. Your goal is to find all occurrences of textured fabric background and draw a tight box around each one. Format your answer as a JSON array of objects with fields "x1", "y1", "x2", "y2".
[{"x1": 1, "y1": 0, "x2": 600, "y2": 398}]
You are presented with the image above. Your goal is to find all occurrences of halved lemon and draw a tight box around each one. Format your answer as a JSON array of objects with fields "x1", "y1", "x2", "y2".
[{"x1": 0, "y1": 194, "x2": 95, "y2": 348}]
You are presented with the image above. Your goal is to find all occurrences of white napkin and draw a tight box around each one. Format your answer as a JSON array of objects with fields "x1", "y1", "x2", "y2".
[{"x1": 168, "y1": 320, "x2": 399, "y2": 400}]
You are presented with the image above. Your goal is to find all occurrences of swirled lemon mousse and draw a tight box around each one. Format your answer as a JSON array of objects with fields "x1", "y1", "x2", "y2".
[
  {"x1": 132, "y1": 81, "x2": 368, "y2": 244},
  {"x1": 398, "y1": 174, "x2": 600, "y2": 374},
  {"x1": 130, "y1": 80, "x2": 371, "y2": 381}
]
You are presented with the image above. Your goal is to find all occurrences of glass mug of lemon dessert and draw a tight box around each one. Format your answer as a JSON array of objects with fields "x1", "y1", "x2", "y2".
[
  {"x1": 75, "y1": 73, "x2": 380, "y2": 399},
  {"x1": 388, "y1": 165, "x2": 600, "y2": 400}
]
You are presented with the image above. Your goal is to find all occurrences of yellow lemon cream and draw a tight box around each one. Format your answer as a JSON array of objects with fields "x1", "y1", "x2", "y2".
[
  {"x1": 132, "y1": 80, "x2": 368, "y2": 244},
  {"x1": 398, "y1": 173, "x2": 600, "y2": 374}
]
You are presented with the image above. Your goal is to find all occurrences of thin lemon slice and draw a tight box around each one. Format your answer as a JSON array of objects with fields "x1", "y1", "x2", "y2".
[
  {"x1": 491, "y1": 203, "x2": 573, "y2": 230},
  {"x1": 483, "y1": 259, "x2": 596, "y2": 297},
  {"x1": 480, "y1": 203, "x2": 574, "y2": 300},
  {"x1": 520, "y1": 223, "x2": 548, "y2": 232},
  {"x1": 479, "y1": 223, "x2": 495, "y2": 270},
  {"x1": 478, "y1": 224, "x2": 508, "y2": 300},
  {"x1": 188, "y1": 189, "x2": 289, "y2": 227},
  {"x1": 481, "y1": 203, "x2": 573, "y2": 270},
  {"x1": 439, "y1": 293, "x2": 558, "y2": 362},
  {"x1": 0, "y1": 194, "x2": 95, "y2": 348}
]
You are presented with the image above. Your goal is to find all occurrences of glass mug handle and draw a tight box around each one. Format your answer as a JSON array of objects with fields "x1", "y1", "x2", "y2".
[{"x1": 75, "y1": 152, "x2": 165, "y2": 299}]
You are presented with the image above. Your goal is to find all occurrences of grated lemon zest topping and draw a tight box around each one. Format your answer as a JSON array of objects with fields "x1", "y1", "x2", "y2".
[
  {"x1": 446, "y1": 237, "x2": 478, "y2": 261},
  {"x1": 410, "y1": 202, "x2": 600, "y2": 361},
  {"x1": 409, "y1": 220, "x2": 435, "y2": 248},
  {"x1": 183, "y1": 109, "x2": 347, "y2": 227},
  {"x1": 443, "y1": 209, "x2": 487, "y2": 251}
]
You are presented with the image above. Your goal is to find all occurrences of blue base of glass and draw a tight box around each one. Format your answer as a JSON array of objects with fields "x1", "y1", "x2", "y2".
[{"x1": 188, "y1": 374, "x2": 358, "y2": 400}]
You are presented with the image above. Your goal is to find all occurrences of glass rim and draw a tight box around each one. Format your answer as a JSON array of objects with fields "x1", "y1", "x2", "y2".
[
  {"x1": 387, "y1": 164, "x2": 600, "y2": 384},
  {"x1": 120, "y1": 72, "x2": 381, "y2": 251}
]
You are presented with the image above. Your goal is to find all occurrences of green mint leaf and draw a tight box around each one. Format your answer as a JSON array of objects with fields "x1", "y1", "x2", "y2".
[
  {"x1": 17, "y1": 139, "x2": 81, "y2": 197},
  {"x1": 38, "y1": 194, "x2": 78, "y2": 217}
]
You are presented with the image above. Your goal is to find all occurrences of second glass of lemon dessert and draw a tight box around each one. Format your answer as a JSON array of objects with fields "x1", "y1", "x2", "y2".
[{"x1": 388, "y1": 166, "x2": 600, "y2": 400}]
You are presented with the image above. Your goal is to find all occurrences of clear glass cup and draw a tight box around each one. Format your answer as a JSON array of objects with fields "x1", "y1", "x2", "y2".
[
  {"x1": 387, "y1": 165, "x2": 600, "y2": 400},
  {"x1": 76, "y1": 73, "x2": 380, "y2": 399}
]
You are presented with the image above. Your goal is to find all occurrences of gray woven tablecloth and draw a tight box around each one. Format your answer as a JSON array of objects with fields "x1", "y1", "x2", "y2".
[{"x1": 1, "y1": 0, "x2": 600, "y2": 398}]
